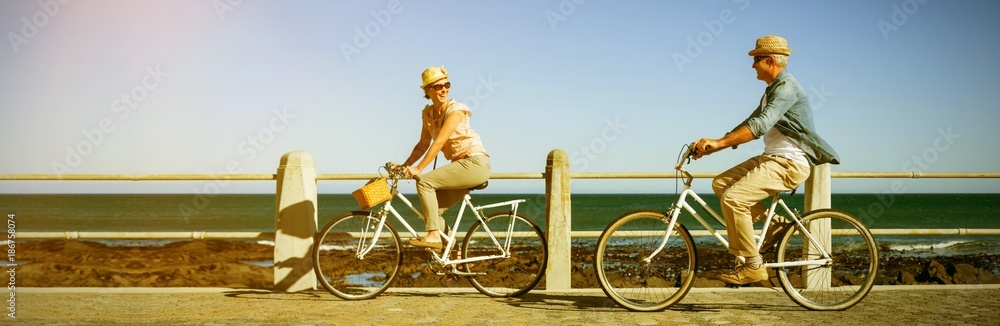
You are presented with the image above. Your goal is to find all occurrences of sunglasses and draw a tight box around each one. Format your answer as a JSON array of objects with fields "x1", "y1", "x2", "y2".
[
  {"x1": 426, "y1": 82, "x2": 451, "y2": 91},
  {"x1": 753, "y1": 56, "x2": 770, "y2": 64}
]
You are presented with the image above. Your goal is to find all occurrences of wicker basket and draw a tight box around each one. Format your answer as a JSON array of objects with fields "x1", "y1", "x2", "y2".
[{"x1": 352, "y1": 177, "x2": 391, "y2": 210}]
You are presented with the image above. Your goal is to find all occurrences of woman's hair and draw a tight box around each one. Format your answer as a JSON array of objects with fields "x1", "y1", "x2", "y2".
[{"x1": 772, "y1": 54, "x2": 789, "y2": 68}]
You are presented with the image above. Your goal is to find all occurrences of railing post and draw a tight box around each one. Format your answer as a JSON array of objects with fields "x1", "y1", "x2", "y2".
[
  {"x1": 803, "y1": 163, "x2": 831, "y2": 288},
  {"x1": 544, "y1": 149, "x2": 571, "y2": 290},
  {"x1": 804, "y1": 164, "x2": 831, "y2": 212},
  {"x1": 274, "y1": 151, "x2": 318, "y2": 292}
]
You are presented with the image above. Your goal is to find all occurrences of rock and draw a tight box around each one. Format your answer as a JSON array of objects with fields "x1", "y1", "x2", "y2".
[
  {"x1": 978, "y1": 269, "x2": 1000, "y2": 284},
  {"x1": 897, "y1": 270, "x2": 917, "y2": 285},
  {"x1": 16, "y1": 240, "x2": 1000, "y2": 289},
  {"x1": 920, "y1": 260, "x2": 954, "y2": 284},
  {"x1": 570, "y1": 272, "x2": 590, "y2": 288},
  {"x1": 837, "y1": 273, "x2": 863, "y2": 286},
  {"x1": 951, "y1": 263, "x2": 979, "y2": 284}
]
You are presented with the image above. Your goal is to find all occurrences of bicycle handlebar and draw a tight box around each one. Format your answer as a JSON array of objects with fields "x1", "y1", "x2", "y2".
[
  {"x1": 674, "y1": 144, "x2": 701, "y2": 186},
  {"x1": 676, "y1": 143, "x2": 713, "y2": 170},
  {"x1": 674, "y1": 146, "x2": 694, "y2": 171},
  {"x1": 384, "y1": 162, "x2": 409, "y2": 180}
]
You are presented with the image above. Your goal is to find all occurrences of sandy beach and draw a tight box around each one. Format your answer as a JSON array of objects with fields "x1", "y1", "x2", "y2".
[{"x1": 14, "y1": 239, "x2": 1000, "y2": 289}]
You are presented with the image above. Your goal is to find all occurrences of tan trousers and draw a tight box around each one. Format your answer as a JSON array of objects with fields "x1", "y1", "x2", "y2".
[
  {"x1": 415, "y1": 155, "x2": 490, "y2": 231},
  {"x1": 712, "y1": 155, "x2": 810, "y2": 257}
]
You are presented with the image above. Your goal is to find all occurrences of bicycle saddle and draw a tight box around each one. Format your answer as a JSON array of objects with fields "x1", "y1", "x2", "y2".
[{"x1": 468, "y1": 181, "x2": 489, "y2": 191}]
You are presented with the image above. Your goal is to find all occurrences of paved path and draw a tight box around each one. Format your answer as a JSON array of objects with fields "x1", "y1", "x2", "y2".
[{"x1": 12, "y1": 285, "x2": 1000, "y2": 325}]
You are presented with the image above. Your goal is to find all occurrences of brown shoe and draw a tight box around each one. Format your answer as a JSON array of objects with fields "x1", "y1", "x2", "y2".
[
  {"x1": 760, "y1": 217, "x2": 793, "y2": 253},
  {"x1": 409, "y1": 237, "x2": 443, "y2": 250},
  {"x1": 718, "y1": 263, "x2": 768, "y2": 285}
]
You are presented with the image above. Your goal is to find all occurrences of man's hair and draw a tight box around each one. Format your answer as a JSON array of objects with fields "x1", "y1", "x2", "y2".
[{"x1": 772, "y1": 54, "x2": 789, "y2": 68}]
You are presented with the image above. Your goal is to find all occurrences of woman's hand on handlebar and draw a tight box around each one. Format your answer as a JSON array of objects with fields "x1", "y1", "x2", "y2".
[
  {"x1": 386, "y1": 162, "x2": 421, "y2": 179},
  {"x1": 405, "y1": 166, "x2": 421, "y2": 179},
  {"x1": 386, "y1": 162, "x2": 408, "y2": 179}
]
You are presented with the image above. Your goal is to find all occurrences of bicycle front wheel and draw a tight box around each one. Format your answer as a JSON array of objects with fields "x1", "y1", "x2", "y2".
[
  {"x1": 595, "y1": 210, "x2": 697, "y2": 312},
  {"x1": 313, "y1": 211, "x2": 402, "y2": 300},
  {"x1": 461, "y1": 212, "x2": 547, "y2": 298},
  {"x1": 775, "y1": 209, "x2": 878, "y2": 311}
]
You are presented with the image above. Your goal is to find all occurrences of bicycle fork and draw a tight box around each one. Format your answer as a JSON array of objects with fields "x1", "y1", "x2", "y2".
[
  {"x1": 353, "y1": 211, "x2": 389, "y2": 260},
  {"x1": 643, "y1": 206, "x2": 683, "y2": 264}
]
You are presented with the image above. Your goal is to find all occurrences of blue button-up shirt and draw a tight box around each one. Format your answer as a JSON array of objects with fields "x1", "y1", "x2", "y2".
[{"x1": 732, "y1": 70, "x2": 840, "y2": 165}]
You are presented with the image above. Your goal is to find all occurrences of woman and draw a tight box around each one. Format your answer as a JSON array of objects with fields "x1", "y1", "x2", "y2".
[{"x1": 402, "y1": 66, "x2": 490, "y2": 250}]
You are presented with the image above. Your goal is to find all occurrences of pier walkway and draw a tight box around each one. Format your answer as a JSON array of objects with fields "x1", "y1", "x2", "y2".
[{"x1": 13, "y1": 285, "x2": 1000, "y2": 325}]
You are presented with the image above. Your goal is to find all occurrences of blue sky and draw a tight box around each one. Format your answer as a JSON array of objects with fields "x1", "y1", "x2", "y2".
[{"x1": 1, "y1": 0, "x2": 998, "y2": 194}]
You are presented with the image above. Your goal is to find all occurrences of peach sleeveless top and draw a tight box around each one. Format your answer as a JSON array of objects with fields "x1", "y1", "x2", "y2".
[{"x1": 422, "y1": 100, "x2": 488, "y2": 161}]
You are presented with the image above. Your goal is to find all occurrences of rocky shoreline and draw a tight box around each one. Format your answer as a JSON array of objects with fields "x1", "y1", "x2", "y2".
[{"x1": 15, "y1": 240, "x2": 1000, "y2": 289}]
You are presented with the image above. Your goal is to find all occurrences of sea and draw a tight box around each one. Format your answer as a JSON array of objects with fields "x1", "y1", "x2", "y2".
[{"x1": 3, "y1": 193, "x2": 1000, "y2": 259}]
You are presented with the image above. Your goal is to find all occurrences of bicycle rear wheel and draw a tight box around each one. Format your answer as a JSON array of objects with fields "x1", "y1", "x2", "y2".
[
  {"x1": 313, "y1": 211, "x2": 402, "y2": 300},
  {"x1": 595, "y1": 210, "x2": 697, "y2": 312},
  {"x1": 461, "y1": 212, "x2": 547, "y2": 297},
  {"x1": 775, "y1": 209, "x2": 878, "y2": 310}
]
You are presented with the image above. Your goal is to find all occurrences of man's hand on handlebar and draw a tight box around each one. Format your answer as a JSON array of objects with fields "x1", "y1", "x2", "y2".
[{"x1": 690, "y1": 138, "x2": 720, "y2": 159}]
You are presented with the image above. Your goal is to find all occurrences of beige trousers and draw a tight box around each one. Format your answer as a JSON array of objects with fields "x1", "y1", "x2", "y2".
[
  {"x1": 712, "y1": 155, "x2": 810, "y2": 257},
  {"x1": 415, "y1": 155, "x2": 490, "y2": 231}
]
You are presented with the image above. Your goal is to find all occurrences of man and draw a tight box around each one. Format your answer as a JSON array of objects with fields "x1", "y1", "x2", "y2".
[{"x1": 691, "y1": 35, "x2": 839, "y2": 285}]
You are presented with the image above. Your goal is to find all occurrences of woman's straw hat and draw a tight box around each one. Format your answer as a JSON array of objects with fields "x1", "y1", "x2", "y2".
[
  {"x1": 420, "y1": 66, "x2": 448, "y2": 89},
  {"x1": 748, "y1": 35, "x2": 792, "y2": 56}
]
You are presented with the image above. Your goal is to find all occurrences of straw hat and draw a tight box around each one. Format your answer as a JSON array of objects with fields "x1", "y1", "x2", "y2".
[
  {"x1": 748, "y1": 35, "x2": 792, "y2": 56},
  {"x1": 420, "y1": 66, "x2": 448, "y2": 89}
]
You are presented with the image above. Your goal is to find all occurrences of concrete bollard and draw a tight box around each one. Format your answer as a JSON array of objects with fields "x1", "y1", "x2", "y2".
[
  {"x1": 804, "y1": 163, "x2": 832, "y2": 212},
  {"x1": 274, "y1": 151, "x2": 318, "y2": 292},
  {"x1": 544, "y1": 149, "x2": 572, "y2": 290},
  {"x1": 803, "y1": 163, "x2": 832, "y2": 288}
]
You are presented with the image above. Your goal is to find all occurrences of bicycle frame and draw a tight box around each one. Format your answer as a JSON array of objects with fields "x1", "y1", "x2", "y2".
[
  {"x1": 354, "y1": 177, "x2": 527, "y2": 270},
  {"x1": 648, "y1": 148, "x2": 835, "y2": 268}
]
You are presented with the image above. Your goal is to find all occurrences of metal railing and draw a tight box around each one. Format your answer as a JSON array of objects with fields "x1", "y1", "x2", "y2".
[
  {"x1": 6, "y1": 171, "x2": 999, "y2": 181},
  {"x1": 6, "y1": 170, "x2": 1000, "y2": 241},
  {"x1": 5, "y1": 153, "x2": 1000, "y2": 291}
]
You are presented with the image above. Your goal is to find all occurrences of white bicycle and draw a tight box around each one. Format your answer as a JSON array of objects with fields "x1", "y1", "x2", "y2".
[
  {"x1": 595, "y1": 145, "x2": 878, "y2": 311},
  {"x1": 313, "y1": 163, "x2": 547, "y2": 300}
]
